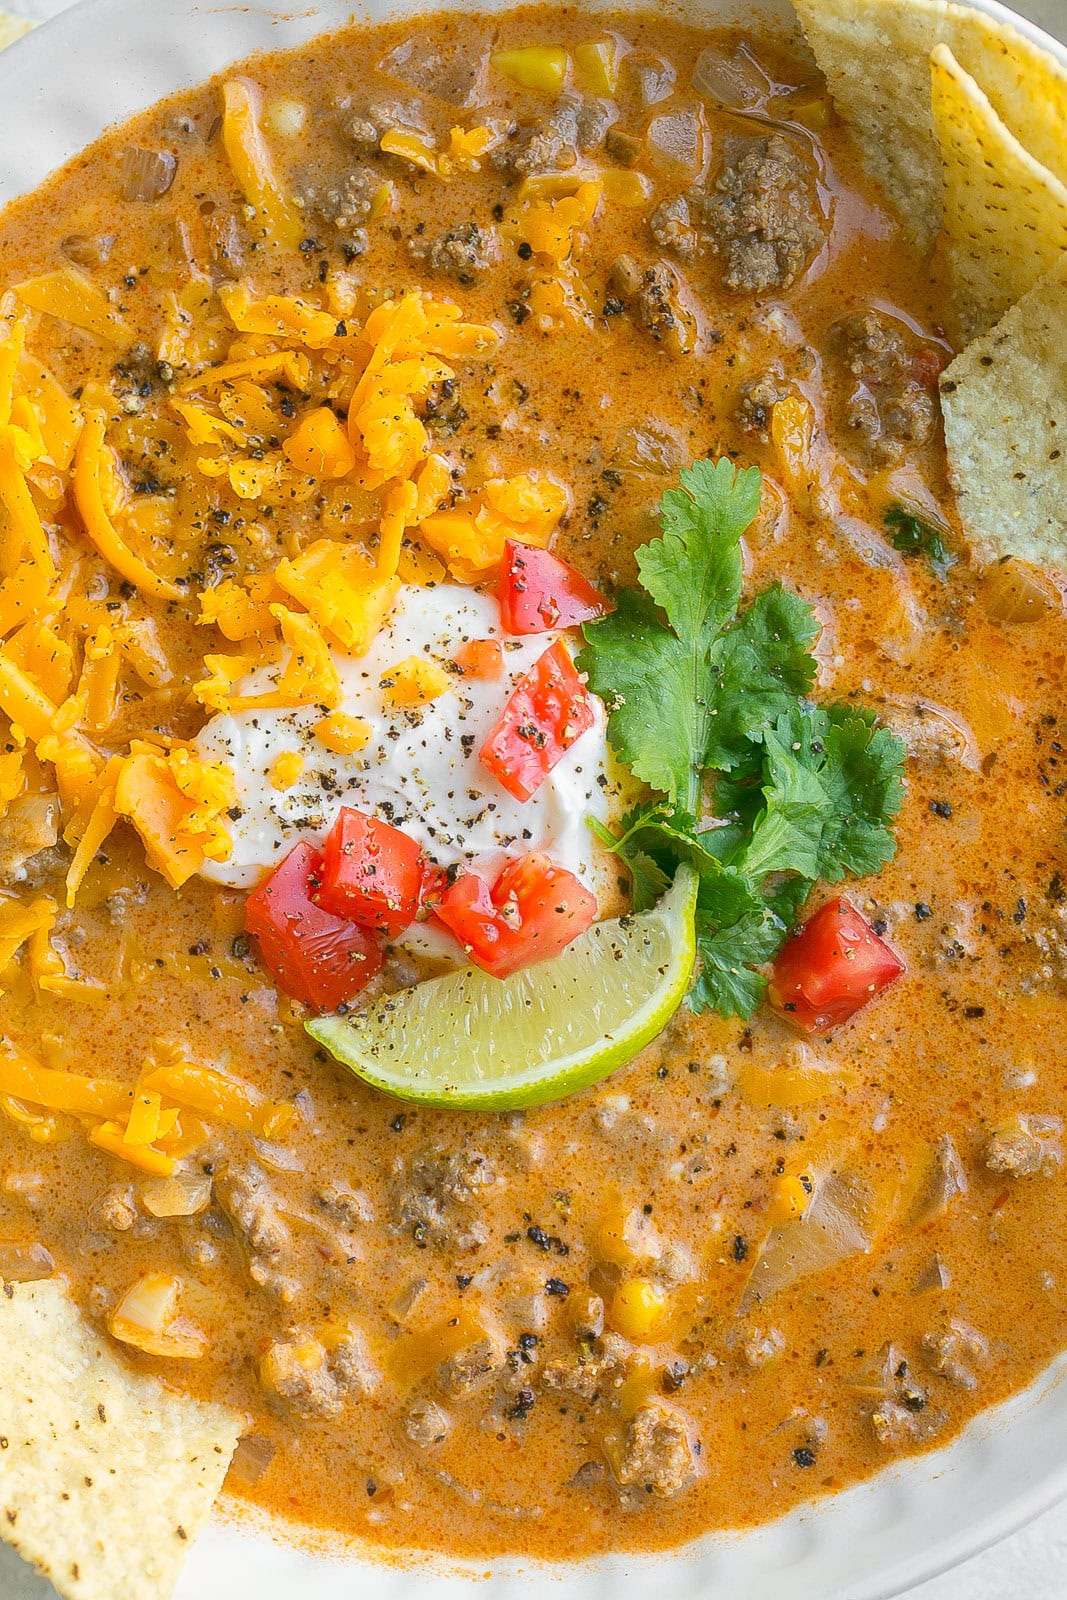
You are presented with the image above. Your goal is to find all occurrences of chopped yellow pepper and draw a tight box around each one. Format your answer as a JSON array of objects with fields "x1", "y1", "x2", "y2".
[
  {"x1": 574, "y1": 38, "x2": 620, "y2": 96},
  {"x1": 491, "y1": 45, "x2": 569, "y2": 95}
]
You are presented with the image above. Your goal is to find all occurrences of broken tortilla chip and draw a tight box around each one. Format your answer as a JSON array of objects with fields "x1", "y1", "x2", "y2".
[
  {"x1": 0, "y1": 13, "x2": 33, "y2": 50},
  {"x1": 0, "y1": 1278, "x2": 240, "y2": 1600},
  {"x1": 792, "y1": 0, "x2": 1067, "y2": 251},
  {"x1": 931, "y1": 43, "x2": 1067, "y2": 336},
  {"x1": 940, "y1": 251, "x2": 1067, "y2": 569}
]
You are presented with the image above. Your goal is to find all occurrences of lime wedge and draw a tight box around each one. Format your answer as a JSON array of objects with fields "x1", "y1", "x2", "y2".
[{"x1": 307, "y1": 867, "x2": 697, "y2": 1110}]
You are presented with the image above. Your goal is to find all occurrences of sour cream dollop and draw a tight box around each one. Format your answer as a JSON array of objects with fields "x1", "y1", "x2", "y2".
[{"x1": 195, "y1": 584, "x2": 619, "y2": 954}]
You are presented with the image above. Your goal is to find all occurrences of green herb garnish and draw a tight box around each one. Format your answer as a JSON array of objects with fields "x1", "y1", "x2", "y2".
[
  {"x1": 579, "y1": 459, "x2": 906, "y2": 1020},
  {"x1": 885, "y1": 504, "x2": 956, "y2": 578}
]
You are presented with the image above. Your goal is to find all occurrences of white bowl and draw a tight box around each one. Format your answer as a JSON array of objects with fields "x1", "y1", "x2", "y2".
[{"x1": 2, "y1": 1, "x2": 1067, "y2": 1595}]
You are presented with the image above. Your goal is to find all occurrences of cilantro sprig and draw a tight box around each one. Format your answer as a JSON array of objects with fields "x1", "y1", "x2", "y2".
[
  {"x1": 885, "y1": 504, "x2": 956, "y2": 578},
  {"x1": 579, "y1": 459, "x2": 906, "y2": 1020}
]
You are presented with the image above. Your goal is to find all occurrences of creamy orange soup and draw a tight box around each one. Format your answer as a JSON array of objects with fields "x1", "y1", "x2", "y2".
[{"x1": 0, "y1": 4, "x2": 1064, "y2": 1562}]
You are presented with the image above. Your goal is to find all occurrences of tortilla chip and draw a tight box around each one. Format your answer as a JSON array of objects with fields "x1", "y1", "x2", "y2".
[
  {"x1": 0, "y1": 1279, "x2": 240, "y2": 1600},
  {"x1": 0, "y1": 13, "x2": 33, "y2": 49},
  {"x1": 940, "y1": 251, "x2": 1067, "y2": 568},
  {"x1": 931, "y1": 44, "x2": 1067, "y2": 337},
  {"x1": 792, "y1": 0, "x2": 1067, "y2": 251}
]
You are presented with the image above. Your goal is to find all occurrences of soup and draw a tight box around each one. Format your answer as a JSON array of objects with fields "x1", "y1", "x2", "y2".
[{"x1": 0, "y1": 0, "x2": 1064, "y2": 1569}]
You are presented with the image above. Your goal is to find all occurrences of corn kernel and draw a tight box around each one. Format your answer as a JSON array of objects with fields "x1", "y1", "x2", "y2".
[
  {"x1": 609, "y1": 1278, "x2": 669, "y2": 1343},
  {"x1": 491, "y1": 45, "x2": 569, "y2": 96},
  {"x1": 314, "y1": 712, "x2": 371, "y2": 755},
  {"x1": 767, "y1": 1173, "x2": 811, "y2": 1226}
]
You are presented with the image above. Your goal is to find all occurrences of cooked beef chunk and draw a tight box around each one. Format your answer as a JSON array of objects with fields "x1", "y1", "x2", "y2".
[
  {"x1": 392, "y1": 1146, "x2": 495, "y2": 1252},
  {"x1": 735, "y1": 370, "x2": 787, "y2": 433},
  {"x1": 315, "y1": 1184, "x2": 374, "y2": 1229},
  {"x1": 649, "y1": 195, "x2": 698, "y2": 263},
  {"x1": 541, "y1": 1332, "x2": 630, "y2": 1402},
  {"x1": 409, "y1": 220, "x2": 496, "y2": 283},
  {"x1": 606, "y1": 255, "x2": 696, "y2": 355},
  {"x1": 604, "y1": 128, "x2": 645, "y2": 169},
  {"x1": 832, "y1": 311, "x2": 937, "y2": 462},
  {"x1": 694, "y1": 133, "x2": 824, "y2": 293},
  {"x1": 342, "y1": 98, "x2": 425, "y2": 155},
  {"x1": 215, "y1": 1162, "x2": 296, "y2": 1299},
  {"x1": 492, "y1": 95, "x2": 616, "y2": 179},
  {"x1": 436, "y1": 1330, "x2": 505, "y2": 1397},
  {"x1": 984, "y1": 1114, "x2": 1063, "y2": 1178},
  {"x1": 298, "y1": 167, "x2": 379, "y2": 256},
  {"x1": 259, "y1": 1328, "x2": 378, "y2": 1420},
  {"x1": 404, "y1": 1398, "x2": 452, "y2": 1447},
  {"x1": 921, "y1": 1318, "x2": 988, "y2": 1390},
  {"x1": 613, "y1": 1399, "x2": 699, "y2": 1497},
  {"x1": 910, "y1": 1134, "x2": 968, "y2": 1224}
]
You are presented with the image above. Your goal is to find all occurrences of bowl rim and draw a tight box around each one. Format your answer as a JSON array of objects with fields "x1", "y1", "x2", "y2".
[{"x1": 0, "y1": 2, "x2": 1065, "y2": 1597}]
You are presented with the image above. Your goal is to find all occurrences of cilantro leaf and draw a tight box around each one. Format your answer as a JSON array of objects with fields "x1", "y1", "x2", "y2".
[
  {"x1": 579, "y1": 459, "x2": 761, "y2": 810},
  {"x1": 690, "y1": 869, "x2": 785, "y2": 1019},
  {"x1": 580, "y1": 457, "x2": 907, "y2": 1024},
  {"x1": 705, "y1": 584, "x2": 820, "y2": 771},
  {"x1": 885, "y1": 505, "x2": 956, "y2": 578}
]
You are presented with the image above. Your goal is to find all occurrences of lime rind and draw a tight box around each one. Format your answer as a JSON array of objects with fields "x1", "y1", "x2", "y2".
[{"x1": 306, "y1": 866, "x2": 697, "y2": 1110}]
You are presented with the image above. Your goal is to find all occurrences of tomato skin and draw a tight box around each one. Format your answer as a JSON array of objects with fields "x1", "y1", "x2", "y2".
[
  {"x1": 315, "y1": 808, "x2": 424, "y2": 938},
  {"x1": 768, "y1": 897, "x2": 905, "y2": 1032},
  {"x1": 480, "y1": 640, "x2": 597, "y2": 802},
  {"x1": 434, "y1": 852, "x2": 597, "y2": 977},
  {"x1": 245, "y1": 841, "x2": 384, "y2": 1011},
  {"x1": 499, "y1": 542, "x2": 612, "y2": 634}
]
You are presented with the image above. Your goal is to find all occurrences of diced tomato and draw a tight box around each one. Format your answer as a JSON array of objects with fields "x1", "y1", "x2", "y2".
[
  {"x1": 245, "y1": 841, "x2": 383, "y2": 1010},
  {"x1": 453, "y1": 637, "x2": 504, "y2": 680},
  {"x1": 480, "y1": 639, "x2": 597, "y2": 802},
  {"x1": 434, "y1": 852, "x2": 597, "y2": 978},
  {"x1": 499, "y1": 541, "x2": 613, "y2": 635},
  {"x1": 768, "y1": 897, "x2": 905, "y2": 1033},
  {"x1": 314, "y1": 807, "x2": 425, "y2": 938},
  {"x1": 911, "y1": 346, "x2": 947, "y2": 388}
]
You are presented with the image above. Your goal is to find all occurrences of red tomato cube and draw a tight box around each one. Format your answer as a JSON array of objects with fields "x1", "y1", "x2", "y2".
[
  {"x1": 315, "y1": 808, "x2": 425, "y2": 938},
  {"x1": 480, "y1": 640, "x2": 597, "y2": 802},
  {"x1": 499, "y1": 542, "x2": 612, "y2": 635},
  {"x1": 434, "y1": 852, "x2": 597, "y2": 978},
  {"x1": 768, "y1": 897, "x2": 905, "y2": 1033},
  {"x1": 245, "y1": 841, "x2": 383, "y2": 1011}
]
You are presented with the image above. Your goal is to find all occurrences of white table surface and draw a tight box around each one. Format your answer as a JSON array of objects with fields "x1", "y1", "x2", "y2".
[{"x1": 0, "y1": 0, "x2": 1065, "y2": 1595}]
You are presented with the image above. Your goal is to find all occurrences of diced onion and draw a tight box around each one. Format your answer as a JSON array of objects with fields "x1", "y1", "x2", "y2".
[
  {"x1": 740, "y1": 1171, "x2": 870, "y2": 1310},
  {"x1": 983, "y1": 558, "x2": 1062, "y2": 625},
  {"x1": 108, "y1": 1272, "x2": 207, "y2": 1358},
  {"x1": 139, "y1": 1171, "x2": 213, "y2": 1218},
  {"x1": 120, "y1": 147, "x2": 178, "y2": 203},
  {"x1": 645, "y1": 104, "x2": 705, "y2": 182},
  {"x1": 692, "y1": 44, "x2": 770, "y2": 109},
  {"x1": 0, "y1": 1240, "x2": 54, "y2": 1282},
  {"x1": 228, "y1": 1433, "x2": 277, "y2": 1487}
]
